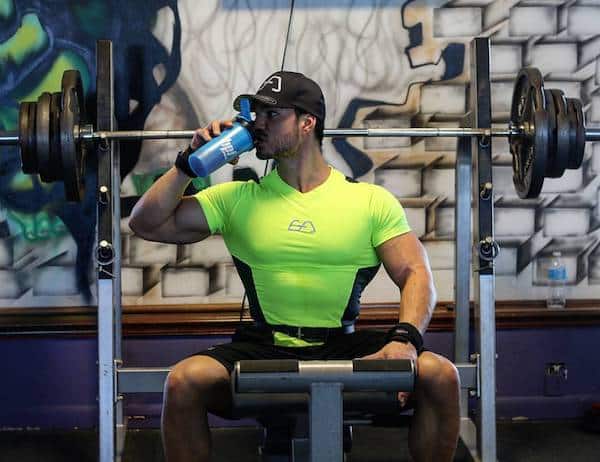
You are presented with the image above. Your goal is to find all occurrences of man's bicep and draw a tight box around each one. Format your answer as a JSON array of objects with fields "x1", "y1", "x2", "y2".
[
  {"x1": 138, "y1": 196, "x2": 211, "y2": 244},
  {"x1": 376, "y1": 231, "x2": 431, "y2": 288},
  {"x1": 172, "y1": 196, "x2": 213, "y2": 241}
]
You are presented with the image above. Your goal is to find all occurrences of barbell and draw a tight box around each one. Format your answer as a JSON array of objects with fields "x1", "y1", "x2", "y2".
[{"x1": 1, "y1": 67, "x2": 599, "y2": 202}]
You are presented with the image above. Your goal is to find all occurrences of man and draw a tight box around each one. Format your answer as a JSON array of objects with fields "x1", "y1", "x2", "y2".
[{"x1": 129, "y1": 71, "x2": 460, "y2": 462}]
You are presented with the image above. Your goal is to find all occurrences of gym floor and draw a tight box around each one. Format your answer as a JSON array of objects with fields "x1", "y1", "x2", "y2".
[{"x1": 0, "y1": 420, "x2": 598, "y2": 461}]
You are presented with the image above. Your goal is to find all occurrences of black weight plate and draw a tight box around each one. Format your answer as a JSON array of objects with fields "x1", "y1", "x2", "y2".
[
  {"x1": 510, "y1": 67, "x2": 548, "y2": 199},
  {"x1": 48, "y1": 92, "x2": 63, "y2": 182},
  {"x1": 26, "y1": 102, "x2": 38, "y2": 175},
  {"x1": 549, "y1": 89, "x2": 569, "y2": 178},
  {"x1": 543, "y1": 89, "x2": 557, "y2": 177},
  {"x1": 36, "y1": 92, "x2": 53, "y2": 182},
  {"x1": 60, "y1": 70, "x2": 85, "y2": 202},
  {"x1": 19, "y1": 102, "x2": 37, "y2": 174},
  {"x1": 567, "y1": 98, "x2": 585, "y2": 169}
]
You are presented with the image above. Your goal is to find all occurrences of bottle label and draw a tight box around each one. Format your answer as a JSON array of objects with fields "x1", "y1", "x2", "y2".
[
  {"x1": 548, "y1": 267, "x2": 567, "y2": 281},
  {"x1": 219, "y1": 138, "x2": 236, "y2": 159}
]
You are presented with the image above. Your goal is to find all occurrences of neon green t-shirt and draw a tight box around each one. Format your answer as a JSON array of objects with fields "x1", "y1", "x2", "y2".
[{"x1": 194, "y1": 167, "x2": 410, "y2": 346}]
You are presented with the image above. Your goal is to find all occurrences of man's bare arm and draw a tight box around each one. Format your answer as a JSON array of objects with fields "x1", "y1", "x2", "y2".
[
  {"x1": 128, "y1": 166, "x2": 211, "y2": 244},
  {"x1": 128, "y1": 120, "x2": 236, "y2": 244},
  {"x1": 376, "y1": 231, "x2": 436, "y2": 333}
]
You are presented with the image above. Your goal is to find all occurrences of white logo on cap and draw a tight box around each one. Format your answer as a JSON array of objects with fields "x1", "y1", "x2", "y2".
[{"x1": 259, "y1": 76, "x2": 282, "y2": 93}]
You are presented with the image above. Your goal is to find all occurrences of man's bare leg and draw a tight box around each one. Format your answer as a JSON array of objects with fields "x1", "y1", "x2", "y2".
[
  {"x1": 409, "y1": 352, "x2": 461, "y2": 462},
  {"x1": 161, "y1": 356, "x2": 231, "y2": 462}
]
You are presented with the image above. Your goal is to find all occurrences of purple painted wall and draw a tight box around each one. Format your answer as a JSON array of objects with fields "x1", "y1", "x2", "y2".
[{"x1": 2, "y1": 327, "x2": 599, "y2": 429}]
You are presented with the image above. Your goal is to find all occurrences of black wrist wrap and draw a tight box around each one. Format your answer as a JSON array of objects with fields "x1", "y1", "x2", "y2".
[
  {"x1": 386, "y1": 322, "x2": 425, "y2": 355},
  {"x1": 175, "y1": 145, "x2": 197, "y2": 178}
]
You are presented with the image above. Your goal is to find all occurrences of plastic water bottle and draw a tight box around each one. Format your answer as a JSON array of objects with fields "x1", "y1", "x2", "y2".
[
  {"x1": 187, "y1": 98, "x2": 255, "y2": 177},
  {"x1": 546, "y1": 251, "x2": 567, "y2": 309}
]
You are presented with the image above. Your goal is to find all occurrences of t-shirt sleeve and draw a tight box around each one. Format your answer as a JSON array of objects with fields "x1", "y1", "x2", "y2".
[
  {"x1": 370, "y1": 185, "x2": 411, "y2": 247},
  {"x1": 193, "y1": 181, "x2": 246, "y2": 235}
]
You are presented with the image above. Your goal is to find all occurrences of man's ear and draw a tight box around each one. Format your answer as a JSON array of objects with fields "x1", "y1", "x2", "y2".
[{"x1": 301, "y1": 114, "x2": 317, "y2": 134}]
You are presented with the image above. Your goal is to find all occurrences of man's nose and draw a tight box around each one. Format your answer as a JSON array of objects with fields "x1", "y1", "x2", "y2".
[{"x1": 253, "y1": 114, "x2": 267, "y2": 130}]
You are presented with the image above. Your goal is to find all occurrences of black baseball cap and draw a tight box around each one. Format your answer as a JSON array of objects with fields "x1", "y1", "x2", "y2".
[{"x1": 233, "y1": 71, "x2": 325, "y2": 122}]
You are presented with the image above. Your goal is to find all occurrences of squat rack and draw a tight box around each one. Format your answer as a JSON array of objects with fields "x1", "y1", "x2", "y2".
[{"x1": 96, "y1": 37, "x2": 496, "y2": 461}]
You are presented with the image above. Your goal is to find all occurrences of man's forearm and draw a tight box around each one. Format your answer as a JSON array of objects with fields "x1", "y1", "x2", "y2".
[
  {"x1": 129, "y1": 166, "x2": 193, "y2": 231},
  {"x1": 397, "y1": 268, "x2": 436, "y2": 334}
]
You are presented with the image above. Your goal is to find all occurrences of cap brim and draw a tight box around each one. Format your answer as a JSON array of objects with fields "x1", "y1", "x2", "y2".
[{"x1": 233, "y1": 94, "x2": 291, "y2": 112}]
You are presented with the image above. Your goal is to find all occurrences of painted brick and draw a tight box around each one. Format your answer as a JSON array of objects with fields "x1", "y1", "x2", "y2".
[
  {"x1": 592, "y1": 143, "x2": 600, "y2": 174},
  {"x1": 423, "y1": 241, "x2": 455, "y2": 270},
  {"x1": 434, "y1": 206, "x2": 455, "y2": 238},
  {"x1": 0, "y1": 269, "x2": 28, "y2": 298},
  {"x1": 404, "y1": 207, "x2": 426, "y2": 238},
  {"x1": 530, "y1": 44, "x2": 578, "y2": 74},
  {"x1": 567, "y1": 6, "x2": 600, "y2": 35},
  {"x1": 434, "y1": 8, "x2": 482, "y2": 37},
  {"x1": 423, "y1": 169, "x2": 455, "y2": 201},
  {"x1": 424, "y1": 122, "x2": 458, "y2": 152},
  {"x1": 496, "y1": 207, "x2": 535, "y2": 237},
  {"x1": 361, "y1": 266, "x2": 398, "y2": 303},
  {"x1": 430, "y1": 269, "x2": 456, "y2": 302},
  {"x1": 491, "y1": 81, "x2": 514, "y2": 114},
  {"x1": 589, "y1": 251, "x2": 600, "y2": 284},
  {"x1": 375, "y1": 169, "x2": 422, "y2": 197},
  {"x1": 591, "y1": 94, "x2": 600, "y2": 123},
  {"x1": 420, "y1": 85, "x2": 466, "y2": 114},
  {"x1": 184, "y1": 236, "x2": 231, "y2": 266},
  {"x1": 161, "y1": 266, "x2": 209, "y2": 297},
  {"x1": 33, "y1": 266, "x2": 79, "y2": 296},
  {"x1": 490, "y1": 44, "x2": 522, "y2": 75},
  {"x1": 541, "y1": 169, "x2": 584, "y2": 193},
  {"x1": 0, "y1": 237, "x2": 13, "y2": 267},
  {"x1": 121, "y1": 266, "x2": 160, "y2": 296},
  {"x1": 543, "y1": 209, "x2": 590, "y2": 237},
  {"x1": 492, "y1": 166, "x2": 514, "y2": 196},
  {"x1": 225, "y1": 264, "x2": 245, "y2": 297},
  {"x1": 129, "y1": 237, "x2": 178, "y2": 265},
  {"x1": 496, "y1": 245, "x2": 518, "y2": 276},
  {"x1": 509, "y1": 7, "x2": 557, "y2": 36},
  {"x1": 51, "y1": 236, "x2": 78, "y2": 265},
  {"x1": 581, "y1": 37, "x2": 600, "y2": 70}
]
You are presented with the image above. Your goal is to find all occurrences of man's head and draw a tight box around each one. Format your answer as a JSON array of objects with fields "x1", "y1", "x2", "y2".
[{"x1": 233, "y1": 71, "x2": 325, "y2": 159}]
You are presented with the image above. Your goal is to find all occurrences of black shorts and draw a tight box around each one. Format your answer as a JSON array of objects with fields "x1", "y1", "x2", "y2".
[{"x1": 195, "y1": 325, "x2": 390, "y2": 374}]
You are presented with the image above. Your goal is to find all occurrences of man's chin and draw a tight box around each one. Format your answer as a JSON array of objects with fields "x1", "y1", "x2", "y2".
[{"x1": 255, "y1": 150, "x2": 273, "y2": 160}]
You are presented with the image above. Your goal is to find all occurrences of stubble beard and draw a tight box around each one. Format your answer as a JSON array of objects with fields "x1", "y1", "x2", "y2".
[{"x1": 255, "y1": 126, "x2": 301, "y2": 160}]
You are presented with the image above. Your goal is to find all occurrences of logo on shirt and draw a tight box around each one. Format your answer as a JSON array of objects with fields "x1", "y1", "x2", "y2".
[{"x1": 288, "y1": 219, "x2": 316, "y2": 234}]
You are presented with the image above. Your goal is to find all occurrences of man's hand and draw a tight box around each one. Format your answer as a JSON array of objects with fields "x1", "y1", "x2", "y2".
[
  {"x1": 191, "y1": 119, "x2": 239, "y2": 165},
  {"x1": 360, "y1": 341, "x2": 418, "y2": 407}
]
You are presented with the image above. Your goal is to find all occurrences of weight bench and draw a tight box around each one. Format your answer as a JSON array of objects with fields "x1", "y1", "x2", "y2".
[{"x1": 230, "y1": 359, "x2": 415, "y2": 462}]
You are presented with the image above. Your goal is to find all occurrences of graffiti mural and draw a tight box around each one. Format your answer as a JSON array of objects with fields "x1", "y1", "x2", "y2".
[
  {"x1": 1, "y1": 0, "x2": 599, "y2": 308},
  {"x1": 0, "y1": 0, "x2": 182, "y2": 305}
]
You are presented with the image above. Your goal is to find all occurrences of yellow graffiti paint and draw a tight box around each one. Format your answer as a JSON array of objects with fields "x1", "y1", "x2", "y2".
[
  {"x1": 17, "y1": 51, "x2": 90, "y2": 101},
  {"x1": 9, "y1": 171, "x2": 34, "y2": 191},
  {"x1": 0, "y1": 13, "x2": 47, "y2": 68}
]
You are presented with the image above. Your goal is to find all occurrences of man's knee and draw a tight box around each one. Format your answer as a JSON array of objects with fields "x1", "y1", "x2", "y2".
[
  {"x1": 164, "y1": 355, "x2": 230, "y2": 406},
  {"x1": 416, "y1": 352, "x2": 460, "y2": 397}
]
